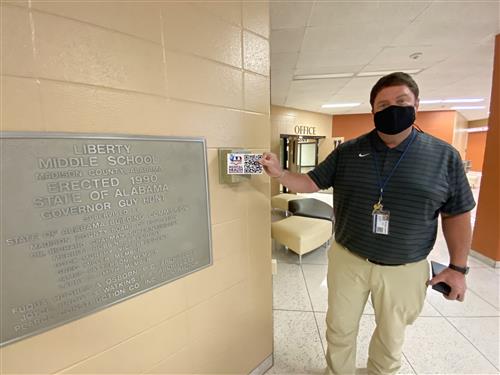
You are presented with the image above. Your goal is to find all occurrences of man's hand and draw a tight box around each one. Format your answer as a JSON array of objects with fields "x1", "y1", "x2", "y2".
[
  {"x1": 259, "y1": 152, "x2": 283, "y2": 178},
  {"x1": 428, "y1": 268, "x2": 466, "y2": 302},
  {"x1": 258, "y1": 152, "x2": 320, "y2": 193}
]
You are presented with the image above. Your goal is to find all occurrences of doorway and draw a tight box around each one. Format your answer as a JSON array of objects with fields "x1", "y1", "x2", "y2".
[{"x1": 279, "y1": 134, "x2": 325, "y2": 193}]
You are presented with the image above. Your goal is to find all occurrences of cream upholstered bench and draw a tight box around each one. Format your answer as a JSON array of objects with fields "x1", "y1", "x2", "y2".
[
  {"x1": 271, "y1": 215, "x2": 332, "y2": 263},
  {"x1": 271, "y1": 193, "x2": 302, "y2": 211}
]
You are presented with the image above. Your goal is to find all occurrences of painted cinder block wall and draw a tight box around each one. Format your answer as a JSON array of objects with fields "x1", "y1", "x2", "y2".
[
  {"x1": 472, "y1": 34, "x2": 500, "y2": 263},
  {"x1": 466, "y1": 119, "x2": 489, "y2": 172},
  {"x1": 1, "y1": 1, "x2": 272, "y2": 373}
]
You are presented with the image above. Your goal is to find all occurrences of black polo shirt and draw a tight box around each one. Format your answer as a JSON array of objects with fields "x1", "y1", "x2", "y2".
[{"x1": 308, "y1": 128, "x2": 476, "y2": 265}]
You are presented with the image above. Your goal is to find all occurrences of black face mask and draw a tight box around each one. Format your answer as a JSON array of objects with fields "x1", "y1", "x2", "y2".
[{"x1": 374, "y1": 105, "x2": 415, "y2": 135}]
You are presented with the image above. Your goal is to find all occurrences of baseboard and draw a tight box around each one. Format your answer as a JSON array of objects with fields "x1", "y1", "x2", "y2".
[
  {"x1": 470, "y1": 249, "x2": 500, "y2": 268},
  {"x1": 249, "y1": 354, "x2": 273, "y2": 375}
]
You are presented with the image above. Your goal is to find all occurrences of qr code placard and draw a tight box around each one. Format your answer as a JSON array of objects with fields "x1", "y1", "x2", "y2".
[
  {"x1": 243, "y1": 154, "x2": 263, "y2": 174},
  {"x1": 227, "y1": 153, "x2": 263, "y2": 175}
]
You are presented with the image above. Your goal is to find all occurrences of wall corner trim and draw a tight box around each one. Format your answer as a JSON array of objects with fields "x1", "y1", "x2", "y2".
[
  {"x1": 249, "y1": 354, "x2": 273, "y2": 375},
  {"x1": 470, "y1": 249, "x2": 500, "y2": 268}
]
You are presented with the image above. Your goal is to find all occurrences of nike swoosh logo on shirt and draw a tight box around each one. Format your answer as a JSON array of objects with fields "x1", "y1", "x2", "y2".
[{"x1": 358, "y1": 153, "x2": 370, "y2": 158}]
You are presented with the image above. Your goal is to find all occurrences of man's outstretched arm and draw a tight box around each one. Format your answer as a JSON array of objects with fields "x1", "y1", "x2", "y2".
[{"x1": 259, "y1": 152, "x2": 320, "y2": 193}]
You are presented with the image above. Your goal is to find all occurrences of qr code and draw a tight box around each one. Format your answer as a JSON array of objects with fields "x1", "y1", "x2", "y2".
[{"x1": 243, "y1": 154, "x2": 263, "y2": 174}]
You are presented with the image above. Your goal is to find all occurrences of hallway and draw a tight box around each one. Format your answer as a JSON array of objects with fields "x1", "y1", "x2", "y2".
[{"x1": 268, "y1": 193, "x2": 499, "y2": 374}]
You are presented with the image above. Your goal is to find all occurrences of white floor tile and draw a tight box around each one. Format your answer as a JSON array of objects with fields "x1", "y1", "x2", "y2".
[
  {"x1": 466, "y1": 267, "x2": 500, "y2": 309},
  {"x1": 419, "y1": 300, "x2": 442, "y2": 317},
  {"x1": 314, "y1": 313, "x2": 414, "y2": 374},
  {"x1": 364, "y1": 300, "x2": 375, "y2": 315},
  {"x1": 467, "y1": 256, "x2": 493, "y2": 268},
  {"x1": 426, "y1": 288, "x2": 500, "y2": 317},
  {"x1": 273, "y1": 263, "x2": 312, "y2": 311},
  {"x1": 272, "y1": 241, "x2": 300, "y2": 265},
  {"x1": 314, "y1": 312, "x2": 327, "y2": 354},
  {"x1": 273, "y1": 241, "x2": 330, "y2": 266},
  {"x1": 403, "y1": 317, "x2": 499, "y2": 374},
  {"x1": 448, "y1": 317, "x2": 500, "y2": 371},
  {"x1": 302, "y1": 264, "x2": 329, "y2": 313},
  {"x1": 301, "y1": 244, "x2": 329, "y2": 265},
  {"x1": 268, "y1": 310, "x2": 326, "y2": 374}
]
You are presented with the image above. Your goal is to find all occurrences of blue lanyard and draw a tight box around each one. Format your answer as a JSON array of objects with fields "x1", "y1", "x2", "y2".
[{"x1": 371, "y1": 130, "x2": 417, "y2": 204}]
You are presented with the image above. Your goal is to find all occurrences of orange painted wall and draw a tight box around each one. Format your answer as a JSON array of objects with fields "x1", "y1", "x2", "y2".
[
  {"x1": 472, "y1": 34, "x2": 500, "y2": 262},
  {"x1": 331, "y1": 113, "x2": 373, "y2": 140},
  {"x1": 466, "y1": 131, "x2": 487, "y2": 171},
  {"x1": 332, "y1": 110, "x2": 456, "y2": 144}
]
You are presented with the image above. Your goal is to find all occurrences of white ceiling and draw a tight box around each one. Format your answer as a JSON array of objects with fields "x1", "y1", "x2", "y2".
[{"x1": 270, "y1": 1, "x2": 500, "y2": 121}]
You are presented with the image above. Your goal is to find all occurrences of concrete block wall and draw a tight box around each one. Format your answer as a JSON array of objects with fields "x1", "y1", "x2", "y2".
[{"x1": 1, "y1": 1, "x2": 272, "y2": 373}]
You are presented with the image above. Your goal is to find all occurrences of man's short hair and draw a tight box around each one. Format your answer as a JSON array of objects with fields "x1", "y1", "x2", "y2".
[{"x1": 369, "y1": 72, "x2": 419, "y2": 107}]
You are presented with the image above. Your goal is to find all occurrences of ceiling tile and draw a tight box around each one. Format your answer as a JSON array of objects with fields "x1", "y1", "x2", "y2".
[
  {"x1": 308, "y1": 2, "x2": 380, "y2": 27},
  {"x1": 302, "y1": 22, "x2": 407, "y2": 52},
  {"x1": 327, "y1": 93, "x2": 367, "y2": 106},
  {"x1": 289, "y1": 77, "x2": 350, "y2": 96},
  {"x1": 416, "y1": 1, "x2": 499, "y2": 27},
  {"x1": 309, "y1": 2, "x2": 432, "y2": 27},
  {"x1": 271, "y1": 2, "x2": 313, "y2": 30},
  {"x1": 392, "y1": 3, "x2": 499, "y2": 47},
  {"x1": 337, "y1": 76, "x2": 380, "y2": 95},
  {"x1": 271, "y1": 93, "x2": 286, "y2": 106},
  {"x1": 294, "y1": 65, "x2": 366, "y2": 76},
  {"x1": 368, "y1": 45, "x2": 462, "y2": 68},
  {"x1": 271, "y1": 52, "x2": 299, "y2": 72},
  {"x1": 270, "y1": 28, "x2": 305, "y2": 53},
  {"x1": 296, "y1": 48, "x2": 381, "y2": 73},
  {"x1": 269, "y1": 2, "x2": 498, "y2": 121}
]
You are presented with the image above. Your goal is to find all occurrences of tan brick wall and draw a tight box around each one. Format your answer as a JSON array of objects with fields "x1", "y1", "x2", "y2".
[{"x1": 0, "y1": 1, "x2": 272, "y2": 373}]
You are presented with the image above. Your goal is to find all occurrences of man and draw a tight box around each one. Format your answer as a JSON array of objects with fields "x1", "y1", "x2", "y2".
[{"x1": 260, "y1": 72, "x2": 475, "y2": 375}]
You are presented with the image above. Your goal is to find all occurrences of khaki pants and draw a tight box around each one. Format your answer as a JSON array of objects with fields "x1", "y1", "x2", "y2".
[{"x1": 325, "y1": 241, "x2": 429, "y2": 375}]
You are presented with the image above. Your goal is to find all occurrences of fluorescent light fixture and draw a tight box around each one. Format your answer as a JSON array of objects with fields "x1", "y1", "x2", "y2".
[
  {"x1": 293, "y1": 73, "x2": 354, "y2": 80},
  {"x1": 420, "y1": 100, "x2": 443, "y2": 104},
  {"x1": 421, "y1": 98, "x2": 484, "y2": 104},
  {"x1": 465, "y1": 126, "x2": 488, "y2": 133},
  {"x1": 450, "y1": 106, "x2": 486, "y2": 110},
  {"x1": 357, "y1": 69, "x2": 421, "y2": 77},
  {"x1": 442, "y1": 98, "x2": 484, "y2": 103},
  {"x1": 321, "y1": 102, "x2": 361, "y2": 109}
]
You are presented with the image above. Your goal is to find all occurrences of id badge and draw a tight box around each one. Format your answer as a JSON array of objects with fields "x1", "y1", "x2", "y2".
[{"x1": 372, "y1": 209, "x2": 390, "y2": 235}]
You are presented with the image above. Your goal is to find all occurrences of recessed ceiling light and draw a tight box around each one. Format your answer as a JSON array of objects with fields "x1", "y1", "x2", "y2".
[
  {"x1": 450, "y1": 106, "x2": 486, "y2": 110},
  {"x1": 321, "y1": 103, "x2": 361, "y2": 108},
  {"x1": 357, "y1": 69, "x2": 421, "y2": 77},
  {"x1": 293, "y1": 73, "x2": 354, "y2": 80}
]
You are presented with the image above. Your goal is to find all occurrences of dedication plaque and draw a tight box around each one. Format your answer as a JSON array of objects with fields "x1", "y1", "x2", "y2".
[{"x1": 0, "y1": 133, "x2": 212, "y2": 346}]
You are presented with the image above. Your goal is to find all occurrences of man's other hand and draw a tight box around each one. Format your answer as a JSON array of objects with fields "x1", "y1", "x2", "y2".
[{"x1": 428, "y1": 267, "x2": 466, "y2": 302}]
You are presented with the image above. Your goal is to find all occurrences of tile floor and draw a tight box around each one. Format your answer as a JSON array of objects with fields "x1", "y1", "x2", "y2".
[{"x1": 267, "y1": 190, "x2": 499, "y2": 375}]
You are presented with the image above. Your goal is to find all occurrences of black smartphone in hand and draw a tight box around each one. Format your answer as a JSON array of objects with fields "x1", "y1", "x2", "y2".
[{"x1": 431, "y1": 261, "x2": 452, "y2": 296}]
